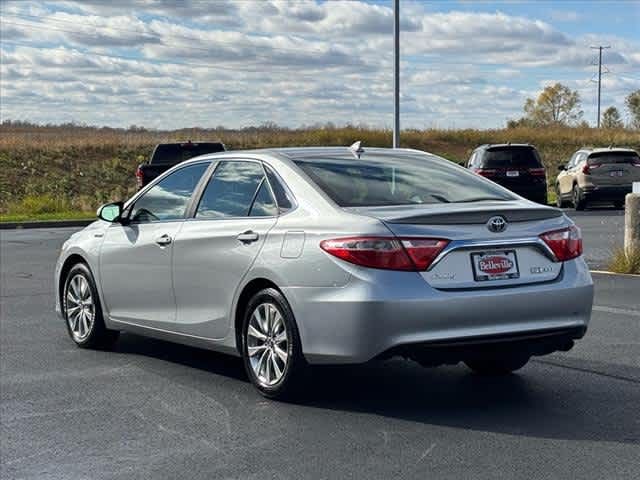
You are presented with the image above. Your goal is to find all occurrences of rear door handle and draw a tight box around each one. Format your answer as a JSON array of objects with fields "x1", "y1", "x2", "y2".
[
  {"x1": 236, "y1": 231, "x2": 259, "y2": 243},
  {"x1": 155, "y1": 234, "x2": 172, "y2": 246}
]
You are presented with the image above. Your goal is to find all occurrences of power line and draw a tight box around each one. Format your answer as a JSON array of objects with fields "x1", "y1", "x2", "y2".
[{"x1": 590, "y1": 45, "x2": 610, "y2": 128}]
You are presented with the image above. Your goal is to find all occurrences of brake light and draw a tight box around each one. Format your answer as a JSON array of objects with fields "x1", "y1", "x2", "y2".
[
  {"x1": 475, "y1": 169, "x2": 498, "y2": 177},
  {"x1": 135, "y1": 166, "x2": 144, "y2": 188},
  {"x1": 582, "y1": 163, "x2": 600, "y2": 174},
  {"x1": 319, "y1": 237, "x2": 449, "y2": 271},
  {"x1": 528, "y1": 167, "x2": 546, "y2": 177},
  {"x1": 540, "y1": 226, "x2": 582, "y2": 262},
  {"x1": 632, "y1": 159, "x2": 640, "y2": 167}
]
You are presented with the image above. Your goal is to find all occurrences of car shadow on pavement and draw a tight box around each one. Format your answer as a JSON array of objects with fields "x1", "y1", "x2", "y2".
[
  {"x1": 111, "y1": 334, "x2": 639, "y2": 446},
  {"x1": 300, "y1": 359, "x2": 640, "y2": 445}
]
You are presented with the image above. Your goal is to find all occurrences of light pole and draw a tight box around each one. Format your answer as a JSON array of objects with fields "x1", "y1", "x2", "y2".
[{"x1": 393, "y1": 0, "x2": 400, "y2": 148}]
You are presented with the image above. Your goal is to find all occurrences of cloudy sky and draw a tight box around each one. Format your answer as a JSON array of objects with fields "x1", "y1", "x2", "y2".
[{"x1": 1, "y1": 0, "x2": 639, "y2": 129}]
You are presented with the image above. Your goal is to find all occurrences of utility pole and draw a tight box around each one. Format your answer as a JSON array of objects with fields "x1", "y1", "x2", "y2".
[
  {"x1": 393, "y1": 0, "x2": 400, "y2": 148},
  {"x1": 591, "y1": 45, "x2": 610, "y2": 128}
]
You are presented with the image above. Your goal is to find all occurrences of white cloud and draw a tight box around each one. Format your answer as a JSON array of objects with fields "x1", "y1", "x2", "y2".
[{"x1": 1, "y1": 0, "x2": 639, "y2": 129}]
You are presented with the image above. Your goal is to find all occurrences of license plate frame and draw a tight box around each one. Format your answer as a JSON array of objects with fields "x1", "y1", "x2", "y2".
[
  {"x1": 506, "y1": 170, "x2": 520, "y2": 177},
  {"x1": 471, "y1": 250, "x2": 520, "y2": 282}
]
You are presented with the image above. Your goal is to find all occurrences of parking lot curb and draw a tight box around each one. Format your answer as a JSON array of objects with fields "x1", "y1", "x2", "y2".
[{"x1": 0, "y1": 219, "x2": 94, "y2": 230}]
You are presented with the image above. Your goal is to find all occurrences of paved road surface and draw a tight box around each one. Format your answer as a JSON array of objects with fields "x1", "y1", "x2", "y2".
[
  {"x1": 1, "y1": 227, "x2": 638, "y2": 480},
  {"x1": 564, "y1": 207, "x2": 625, "y2": 269}
]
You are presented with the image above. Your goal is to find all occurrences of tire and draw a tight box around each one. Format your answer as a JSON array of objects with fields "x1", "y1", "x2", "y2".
[
  {"x1": 555, "y1": 185, "x2": 566, "y2": 208},
  {"x1": 464, "y1": 355, "x2": 530, "y2": 375},
  {"x1": 63, "y1": 263, "x2": 119, "y2": 349},
  {"x1": 241, "y1": 288, "x2": 307, "y2": 399},
  {"x1": 572, "y1": 184, "x2": 586, "y2": 211}
]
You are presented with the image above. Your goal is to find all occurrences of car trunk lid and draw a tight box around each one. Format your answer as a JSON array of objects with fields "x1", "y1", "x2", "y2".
[{"x1": 346, "y1": 201, "x2": 565, "y2": 290}]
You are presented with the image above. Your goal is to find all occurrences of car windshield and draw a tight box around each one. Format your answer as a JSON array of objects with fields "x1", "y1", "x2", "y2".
[
  {"x1": 588, "y1": 151, "x2": 640, "y2": 165},
  {"x1": 293, "y1": 153, "x2": 514, "y2": 207},
  {"x1": 482, "y1": 147, "x2": 542, "y2": 168}
]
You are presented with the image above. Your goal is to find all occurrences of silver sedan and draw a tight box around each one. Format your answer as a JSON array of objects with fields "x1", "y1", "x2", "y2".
[{"x1": 55, "y1": 146, "x2": 593, "y2": 398}]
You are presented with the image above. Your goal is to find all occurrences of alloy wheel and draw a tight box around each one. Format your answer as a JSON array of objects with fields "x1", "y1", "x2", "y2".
[
  {"x1": 65, "y1": 274, "x2": 95, "y2": 342},
  {"x1": 247, "y1": 302, "x2": 289, "y2": 386}
]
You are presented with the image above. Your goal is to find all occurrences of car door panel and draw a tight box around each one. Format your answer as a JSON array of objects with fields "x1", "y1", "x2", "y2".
[
  {"x1": 98, "y1": 161, "x2": 210, "y2": 328},
  {"x1": 100, "y1": 222, "x2": 183, "y2": 326},
  {"x1": 171, "y1": 160, "x2": 279, "y2": 339},
  {"x1": 172, "y1": 217, "x2": 276, "y2": 338}
]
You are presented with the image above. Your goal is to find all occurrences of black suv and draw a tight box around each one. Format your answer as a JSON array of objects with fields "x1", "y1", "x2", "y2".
[{"x1": 467, "y1": 144, "x2": 547, "y2": 204}]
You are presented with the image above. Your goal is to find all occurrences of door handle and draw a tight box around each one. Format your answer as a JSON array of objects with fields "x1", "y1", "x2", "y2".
[
  {"x1": 155, "y1": 234, "x2": 172, "y2": 246},
  {"x1": 236, "y1": 231, "x2": 259, "y2": 243}
]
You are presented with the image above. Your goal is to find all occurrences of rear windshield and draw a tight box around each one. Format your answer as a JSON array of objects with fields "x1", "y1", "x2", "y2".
[
  {"x1": 482, "y1": 147, "x2": 542, "y2": 168},
  {"x1": 151, "y1": 143, "x2": 225, "y2": 164},
  {"x1": 588, "y1": 151, "x2": 640, "y2": 165},
  {"x1": 294, "y1": 153, "x2": 514, "y2": 207}
]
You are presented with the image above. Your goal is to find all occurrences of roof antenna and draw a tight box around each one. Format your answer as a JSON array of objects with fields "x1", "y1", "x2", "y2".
[{"x1": 349, "y1": 141, "x2": 364, "y2": 159}]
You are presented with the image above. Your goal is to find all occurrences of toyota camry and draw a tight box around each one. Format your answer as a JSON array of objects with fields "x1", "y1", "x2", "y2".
[{"x1": 55, "y1": 145, "x2": 593, "y2": 398}]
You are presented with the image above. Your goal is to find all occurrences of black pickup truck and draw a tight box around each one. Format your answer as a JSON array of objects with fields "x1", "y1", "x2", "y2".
[{"x1": 135, "y1": 141, "x2": 225, "y2": 189}]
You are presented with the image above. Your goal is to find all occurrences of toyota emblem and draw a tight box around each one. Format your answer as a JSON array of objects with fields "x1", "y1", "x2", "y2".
[{"x1": 487, "y1": 215, "x2": 507, "y2": 233}]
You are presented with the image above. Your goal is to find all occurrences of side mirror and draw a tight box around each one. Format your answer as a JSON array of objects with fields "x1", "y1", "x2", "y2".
[
  {"x1": 557, "y1": 165, "x2": 566, "y2": 172},
  {"x1": 97, "y1": 202, "x2": 123, "y2": 223}
]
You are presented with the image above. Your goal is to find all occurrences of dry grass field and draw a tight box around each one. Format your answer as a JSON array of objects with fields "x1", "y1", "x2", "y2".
[{"x1": 1, "y1": 122, "x2": 639, "y2": 220}]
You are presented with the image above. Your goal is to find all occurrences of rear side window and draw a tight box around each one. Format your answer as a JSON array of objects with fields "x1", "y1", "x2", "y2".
[
  {"x1": 130, "y1": 162, "x2": 209, "y2": 223},
  {"x1": 196, "y1": 161, "x2": 275, "y2": 219},
  {"x1": 588, "y1": 151, "x2": 640, "y2": 165},
  {"x1": 293, "y1": 153, "x2": 514, "y2": 207},
  {"x1": 250, "y1": 180, "x2": 278, "y2": 217},
  {"x1": 481, "y1": 147, "x2": 542, "y2": 168},
  {"x1": 265, "y1": 165, "x2": 294, "y2": 213}
]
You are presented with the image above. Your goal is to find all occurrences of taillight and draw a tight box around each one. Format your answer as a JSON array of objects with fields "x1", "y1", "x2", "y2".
[
  {"x1": 135, "y1": 166, "x2": 144, "y2": 187},
  {"x1": 632, "y1": 159, "x2": 640, "y2": 167},
  {"x1": 540, "y1": 225, "x2": 582, "y2": 262},
  {"x1": 475, "y1": 169, "x2": 498, "y2": 177},
  {"x1": 528, "y1": 167, "x2": 546, "y2": 177},
  {"x1": 319, "y1": 237, "x2": 449, "y2": 271},
  {"x1": 582, "y1": 163, "x2": 600, "y2": 174}
]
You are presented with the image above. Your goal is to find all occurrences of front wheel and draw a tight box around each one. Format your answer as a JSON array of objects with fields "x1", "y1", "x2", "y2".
[
  {"x1": 465, "y1": 355, "x2": 530, "y2": 375},
  {"x1": 63, "y1": 263, "x2": 119, "y2": 349},
  {"x1": 241, "y1": 288, "x2": 307, "y2": 399},
  {"x1": 573, "y1": 185, "x2": 586, "y2": 211},
  {"x1": 555, "y1": 185, "x2": 566, "y2": 208}
]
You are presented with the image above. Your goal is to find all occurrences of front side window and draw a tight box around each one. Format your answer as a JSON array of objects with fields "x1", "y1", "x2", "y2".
[
  {"x1": 294, "y1": 153, "x2": 514, "y2": 207},
  {"x1": 196, "y1": 161, "x2": 276, "y2": 219},
  {"x1": 129, "y1": 162, "x2": 209, "y2": 223}
]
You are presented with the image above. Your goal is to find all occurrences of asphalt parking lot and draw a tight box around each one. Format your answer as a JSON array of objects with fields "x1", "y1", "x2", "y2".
[{"x1": 1, "y1": 218, "x2": 638, "y2": 479}]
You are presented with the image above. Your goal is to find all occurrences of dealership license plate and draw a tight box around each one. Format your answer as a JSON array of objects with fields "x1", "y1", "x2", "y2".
[{"x1": 471, "y1": 250, "x2": 520, "y2": 281}]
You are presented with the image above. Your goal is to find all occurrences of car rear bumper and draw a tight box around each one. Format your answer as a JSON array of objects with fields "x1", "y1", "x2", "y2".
[
  {"x1": 582, "y1": 185, "x2": 632, "y2": 200},
  {"x1": 283, "y1": 257, "x2": 593, "y2": 364}
]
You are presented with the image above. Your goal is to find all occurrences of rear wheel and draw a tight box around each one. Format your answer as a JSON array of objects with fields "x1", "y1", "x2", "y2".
[
  {"x1": 572, "y1": 185, "x2": 586, "y2": 211},
  {"x1": 63, "y1": 263, "x2": 119, "y2": 349},
  {"x1": 465, "y1": 355, "x2": 530, "y2": 375},
  {"x1": 241, "y1": 288, "x2": 307, "y2": 399}
]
